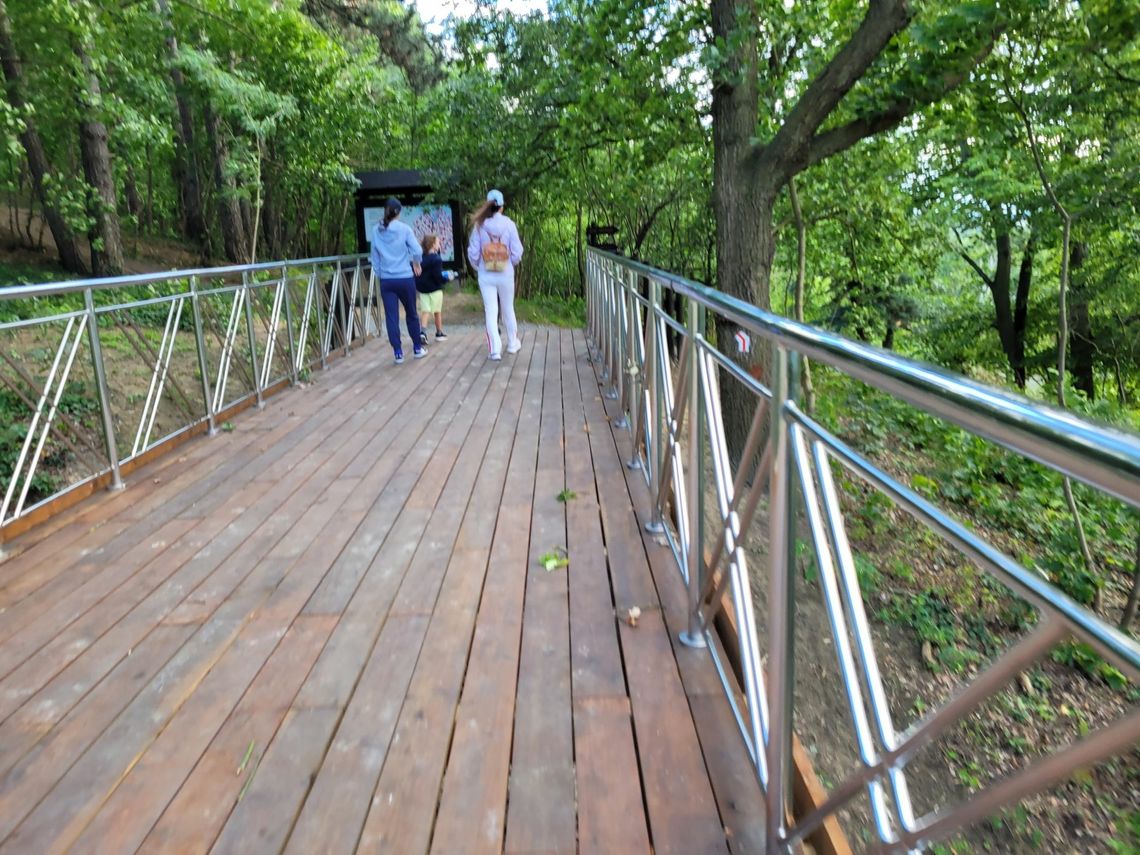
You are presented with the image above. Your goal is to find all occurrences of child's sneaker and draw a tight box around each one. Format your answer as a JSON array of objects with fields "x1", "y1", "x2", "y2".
[
  {"x1": 413, "y1": 345, "x2": 428, "y2": 359},
  {"x1": 435, "y1": 330, "x2": 447, "y2": 340},
  {"x1": 507, "y1": 338, "x2": 522, "y2": 354},
  {"x1": 489, "y1": 352, "x2": 502, "y2": 361},
  {"x1": 394, "y1": 349, "x2": 405, "y2": 365},
  {"x1": 420, "y1": 331, "x2": 428, "y2": 346}
]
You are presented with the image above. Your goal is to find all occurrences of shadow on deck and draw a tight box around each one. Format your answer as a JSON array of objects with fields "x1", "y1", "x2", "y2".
[{"x1": 0, "y1": 327, "x2": 764, "y2": 853}]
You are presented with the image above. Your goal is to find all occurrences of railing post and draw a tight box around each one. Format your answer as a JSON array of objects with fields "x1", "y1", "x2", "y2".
[
  {"x1": 242, "y1": 271, "x2": 263, "y2": 409},
  {"x1": 281, "y1": 266, "x2": 299, "y2": 387},
  {"x1": 84, "y1": 288, "x2": 124, "y2": 490},
  {"x1": 189, "y1": 275, "x2": 218, "y2": 436},
  {"x1": 614, "y1": 271, "x2": 633, "y2": 428},
  {"x1": 315, "y1": 264, "x2": 329, "y2": 371},
  {"x1": 680, "y1": 296, "x2": 707, "y2": 649},
  {"x1": 645, "y1": 274, "x2": 666, "y2": 533},
  {"x1": 626, "y1": 270, "x2": 644, "y2": 466},
  {"x1": 606, "y1": 266, "x2": 622, "y2": 401},
  {"x1": 766, "y1": 342, "x2": 801, "y2": 851}
]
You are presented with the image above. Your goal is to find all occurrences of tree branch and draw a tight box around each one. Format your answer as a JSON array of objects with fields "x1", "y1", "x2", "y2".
[
  {"x1": 807, "y1": 28, "x2": 1003, "y2": 170},
  {"x1": 754, "y1": 0, "x2": 911, "y2": 182},
  {"x1": 952, "y1": 227, "x2": 993, "y2": 287}
]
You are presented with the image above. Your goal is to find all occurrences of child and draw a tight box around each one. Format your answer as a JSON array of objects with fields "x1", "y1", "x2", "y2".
[{"x1": 416, "y1": 234, "x2": 455, "y2": 343}]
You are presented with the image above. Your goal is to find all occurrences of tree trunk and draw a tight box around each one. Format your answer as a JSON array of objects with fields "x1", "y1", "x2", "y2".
[
  {"x1": 711, "y1": 0, "x2": 771, "y2": 466},
  {"x1": 73, "y1": 34, "x2": 124, "y2": 276},
  {"x1": 789, "y1": 176, "x2": 815, "y2": 412},
  {"x1": 204, "y1": 101, "x2": 247, "y2": 262},
  {"x1": 156, "y1": 0, "x2": 207, "y2": 244},
  {"x1": 1068, "y1": 241, "x2": 1095, "y2": 400},
  {"x1": 1011, "y1": 233, "x2": 1034, "y2": 387},
  {"x1": 1121, "y1": 524, "x2": 1140, "y2": 632},
  {"x1": 0, "y1": 0, "x2": 87, "y2": 273},
  {"x1": 124, "y1": 164, "x2": 143, "y2": 219}
]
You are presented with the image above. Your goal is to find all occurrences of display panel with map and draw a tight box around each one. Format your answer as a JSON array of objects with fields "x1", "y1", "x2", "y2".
[{"x1": 363, "y1": 204, "x2": 456, "y2": 262}]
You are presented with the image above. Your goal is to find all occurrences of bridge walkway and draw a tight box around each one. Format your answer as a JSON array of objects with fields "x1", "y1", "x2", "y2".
[{"x1": 0, "y1": 326, "x2": 763, "y2": 853}]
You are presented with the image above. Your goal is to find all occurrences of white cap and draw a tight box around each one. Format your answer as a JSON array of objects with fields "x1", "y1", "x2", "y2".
[{"x1": 486, "y1": 189, "x2": 504, "y2": 206}]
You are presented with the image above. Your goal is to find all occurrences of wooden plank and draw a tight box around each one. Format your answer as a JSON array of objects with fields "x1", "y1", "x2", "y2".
[
  {"x1": 0, "y1": 624, "x2": 194, "y2": 836},
  {"x1": 563, "y1": 330, "x2": 628, "y2": 701},
  {"x1": 575, "y1": 333, "x2": 730, "y2": 855},
  {"x1": 359, "y1": 335, "x2": 542, "y2": 854},
  {"x1": 279, "y1": 614, "x2": 426, "y2": 854},
  {"x1": 116, "y1": 615, "x2": 337, "y2": 855},
  {"x1": 0, "y1": 612, "x2": 249, "y2": 847},
  {"x1": 558, "y1": 328, "x2": 654, "y2": 851},
  {"x1": 574, "y1": 696, "x2": 652, "y2": 854},
  {"x1": 430, "y1": 335, "x2": 547, "y2": 854},
  {"x1": 207, "y1": 706, "x2": 340, "y2": 854},
  {"x1": 583, "y1": 329, "x2": 770, "y2": 853},
  {"x1": 505, "y1": 330, "x2": 577, "y2": 855},
  {"x1": 69, "y1": 615, "x2": 336, "y2": 855},
  {"x1": 218, "y1": 332, "x2": 524, "y2": 852}
]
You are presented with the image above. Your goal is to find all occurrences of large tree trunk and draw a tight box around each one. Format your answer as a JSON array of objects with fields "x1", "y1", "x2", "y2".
[
  {"x1": 1011, "y1": 233, "x2": 1034, "y2": 387},
  {"x1": 204, "y1": 101, "x2": 248, "y2": 262},
  {"x1": 1068, "y1": 241, "x2": 1095, "y2": 400},
  {"x1": 711, "y1": 0, "x2": 771, "y2": 465},
  {"x1": 0, "y1": 0, "x2": 87, "y2": 274},
  {"x1": 73, "y1": 35, "x2": 124, "y2": 276},
  {"x1": 156, "y1": 0, "x2": 207, "y2": 244}
]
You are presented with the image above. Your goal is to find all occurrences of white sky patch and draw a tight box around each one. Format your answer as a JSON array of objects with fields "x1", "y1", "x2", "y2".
[{"x1": 415, "y1": 0, "x2": 548, "y2": 34}]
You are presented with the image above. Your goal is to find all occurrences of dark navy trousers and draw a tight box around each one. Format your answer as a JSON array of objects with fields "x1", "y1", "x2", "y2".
[{"x1": 379, "y1": 277, "x2": 423, "y2": 352}]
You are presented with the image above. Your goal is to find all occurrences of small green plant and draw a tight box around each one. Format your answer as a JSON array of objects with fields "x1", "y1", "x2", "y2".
[
  {"x1": 556, "y1": 489, "x2": 577, "y2": 503},
  {"x1": 221, "y1": 421, "x2": 235, "y2": 433}
]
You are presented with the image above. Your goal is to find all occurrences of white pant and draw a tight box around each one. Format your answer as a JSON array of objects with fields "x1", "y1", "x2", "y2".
[{"x1": 479, "y1": 274, "x2": 519, "y2": 356}]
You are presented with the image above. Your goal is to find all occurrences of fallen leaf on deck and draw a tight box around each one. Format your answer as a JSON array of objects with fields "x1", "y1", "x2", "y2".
[
  {"x1": 537, "y1": 547, "x2": 569, "y2": 572},
  {"x1": 626, "y1": 606, "x2": 642, "y2": 627}
]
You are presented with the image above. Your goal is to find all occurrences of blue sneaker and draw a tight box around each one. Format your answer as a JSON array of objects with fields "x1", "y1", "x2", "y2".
[
  {"x1": 413, "y1": 345, "x2": 428, "y2": 359},
  {"x1": 394, "y1": 349, "x2": 404, "y2": 365}
]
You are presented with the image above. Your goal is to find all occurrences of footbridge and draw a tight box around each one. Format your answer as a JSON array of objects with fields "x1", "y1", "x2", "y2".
[{"x1": 0, "y1": 249, "x2": 1135, "y2": 853}]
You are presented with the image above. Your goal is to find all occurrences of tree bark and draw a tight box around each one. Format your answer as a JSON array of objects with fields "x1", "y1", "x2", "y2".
[
  {"x1": 73, "y1": 33, "x2": 124, "y2": 276},
  {"x1": 789, "y1": 177, "x2": 815, "y2": 412},
  {"x1": 1011, "y1": 233, "x2": 1034, "y2": 386},
  {"x1": 0, "y1": 0, "x2": 87, "y2": 273},
  {"x1": 204, "y1": 100, "x2": 248, "y2": 262},
  {"x1": 1121, "y1": 525, "x2": 1140, "y2": 632},
  {"x1": 155, "y1": 0, "x2": 207, "y2": 244},
  {"x1": 1068, "y1": 241, "x2": 1095, "y2": 400}
]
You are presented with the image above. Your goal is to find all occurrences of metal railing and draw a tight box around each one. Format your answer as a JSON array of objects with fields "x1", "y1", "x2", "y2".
[
  {"x1": 584, "y1": 246, "x2": 1140, "y2": 853},
  {"x1": 0, "y1": 253, "x2": 375, "y2": 534}
]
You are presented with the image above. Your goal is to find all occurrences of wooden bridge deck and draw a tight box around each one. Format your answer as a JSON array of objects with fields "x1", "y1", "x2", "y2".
[{"x1": 0, "y1": 327, "x2": 764, "y2": 854}]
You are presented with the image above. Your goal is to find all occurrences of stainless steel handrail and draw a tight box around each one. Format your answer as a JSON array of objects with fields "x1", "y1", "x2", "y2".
[
  {"x1": 0, "y1": 253, "x2": 378, "y2": 535},
  {"x1": 0, "y1": 254, "x2": 368, "y2": 300},
  {"x1": 584, "y1": 246, "x2": 1140, "y2": 854}
]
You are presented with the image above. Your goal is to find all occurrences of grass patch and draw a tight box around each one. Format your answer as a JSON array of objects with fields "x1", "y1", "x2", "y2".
[{"x1": 515, "y1": 294, "x2": 585, "y2": 328}]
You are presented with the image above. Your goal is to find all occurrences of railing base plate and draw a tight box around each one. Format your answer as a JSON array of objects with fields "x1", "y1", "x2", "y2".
[
  {"x1": 644, "y1": 519, "x2": 666, "y2": 534},
  {"x1": 679, "y1": 630, "x2": 707, "y2": 649}
]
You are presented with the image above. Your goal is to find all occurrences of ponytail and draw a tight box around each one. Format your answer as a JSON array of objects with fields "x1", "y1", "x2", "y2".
[
  {"x1": 383, "y1": 197, "x2": 402, "y2": 227},
  {"x1": 468, "y1": 199, "x2": 501, "y2": 229}
]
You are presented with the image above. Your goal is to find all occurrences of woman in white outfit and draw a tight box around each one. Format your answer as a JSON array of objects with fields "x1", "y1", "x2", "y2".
[{"x1": 467, "y1": 189, "x2": 524, "y2": 360}]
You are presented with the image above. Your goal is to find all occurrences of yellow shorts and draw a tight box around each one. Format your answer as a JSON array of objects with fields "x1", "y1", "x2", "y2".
[{"x1": 417, "y1": 290, "x2": 443, "y2": 314}]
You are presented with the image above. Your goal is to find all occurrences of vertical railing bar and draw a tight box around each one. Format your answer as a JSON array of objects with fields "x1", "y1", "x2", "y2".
[
  {"x1": 85, "y1": 288, "x2": 124, "y2": 490},
  {"x1": 242, "y1": 272, "x2": 263, "y2": 410},
  {"x1": 189, "y1": 274, "x2": 217, "y2": 436},
  {"x1": 794, "y1": 425, "x2": 897, "y2": 841},
  {"x1": 766, "y1": 342, "x2": 799, "y2": 851},
  {"x1": 680, "y1": 295, "x2": 706, "y2": 648},
  {"x1": 281, "y1": 267, "x2": 298, "y2": 386}
]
